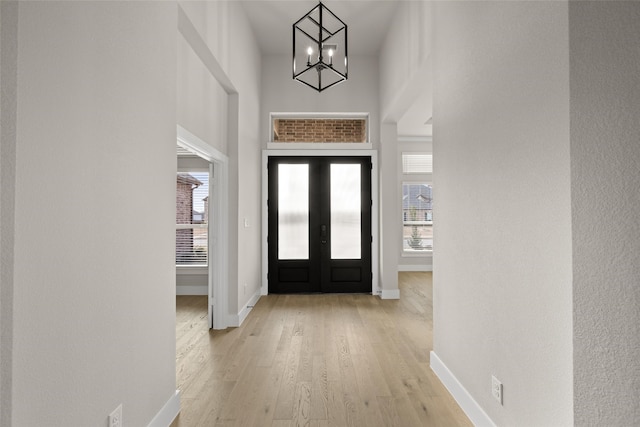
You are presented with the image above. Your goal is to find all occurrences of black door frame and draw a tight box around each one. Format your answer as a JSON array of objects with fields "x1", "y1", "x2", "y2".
[{"x1": 261, "y1": 150, "x2": 379, "y2": 295}]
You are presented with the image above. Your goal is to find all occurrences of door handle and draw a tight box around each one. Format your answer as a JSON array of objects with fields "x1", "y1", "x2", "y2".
[{"x1": 321, "y1": 225, "x2": 327, "y2": 244}]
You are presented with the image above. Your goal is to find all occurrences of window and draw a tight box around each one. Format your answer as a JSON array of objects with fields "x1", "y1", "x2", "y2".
[
  {"x1": 176, "y1": 172, "x2": 209, "y2": 265},
  {"x1": 270, "y1": 113, "x2": 369, "y2": 143},
  {"x1": 402, "y1": 183, "x2": 433, "y2": 252},
  {"x1": 402, "y1": 153, "x2": 433, "y2": 174},
  {"x1": 401, "y1": 148, "x2": 433, "y2": 254}
]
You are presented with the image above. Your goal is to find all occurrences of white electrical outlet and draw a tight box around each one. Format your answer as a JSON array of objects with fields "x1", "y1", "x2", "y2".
[
  {"x1": 491, "y1": 375, "x2": 503, "y2": 405},
  {"x1": 109, "y1": 404, "x2": 123, "y2": 427}
]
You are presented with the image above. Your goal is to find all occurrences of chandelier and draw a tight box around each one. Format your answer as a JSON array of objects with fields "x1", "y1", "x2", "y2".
[{"x1": 292, "y1": 2, "x2": 348, "y2": 92}]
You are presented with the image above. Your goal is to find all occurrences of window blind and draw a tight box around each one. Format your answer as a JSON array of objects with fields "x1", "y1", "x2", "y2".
[
  {"x1": 402, "y1": 153, "x2": 433, "y2": 174},
  {"x1": 176, "y1": 172, "x2": 209, "y2": 266}
]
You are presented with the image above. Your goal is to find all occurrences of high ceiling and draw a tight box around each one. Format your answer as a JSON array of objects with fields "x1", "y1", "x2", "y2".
[
  {"x1": 239, "y1": 0, "x2": 431, "y2": 137},
  {"x1": 240, "y1": 1, "x2": 400, "y2": 56}
]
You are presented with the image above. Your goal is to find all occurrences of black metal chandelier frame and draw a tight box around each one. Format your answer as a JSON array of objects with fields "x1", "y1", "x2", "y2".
[{"x1": 292, "y1": 2, "x2": 348, "y2": 92}]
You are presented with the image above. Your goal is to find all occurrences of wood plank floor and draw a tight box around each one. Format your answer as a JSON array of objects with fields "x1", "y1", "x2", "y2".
[{"x1": 171, "y1": 272, "x2": 471, "y2": 427}]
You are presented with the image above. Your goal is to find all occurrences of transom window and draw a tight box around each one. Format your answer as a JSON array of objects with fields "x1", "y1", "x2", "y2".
[{"x1": 270, "y1": 113, "x2": 369, "y2": 144}]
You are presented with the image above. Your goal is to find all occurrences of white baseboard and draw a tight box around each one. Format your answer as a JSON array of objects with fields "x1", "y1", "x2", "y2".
[
  {"x1": 147, "y1": 390, "x2": 180, "y2": 427},
  {"x1": 380, "y1": 289, "x2": 400, "y2": 299},
  {"x1": 398, "y1": 264, "x2": 432, "y2": 272},
  {"x1": 176, "y1": 285, "x2": 207, "y2": 295},
  {"x1": 430, "y1": 351, "x2": 496, "y2": 427},
  {"x1": 228, "y1": 290, "x2": 261, "y2": 327}
]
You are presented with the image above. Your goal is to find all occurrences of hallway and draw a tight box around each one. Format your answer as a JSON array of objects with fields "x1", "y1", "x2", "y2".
[{"x1": 172, "y1": 272, "x2": 471, "y2": 426}]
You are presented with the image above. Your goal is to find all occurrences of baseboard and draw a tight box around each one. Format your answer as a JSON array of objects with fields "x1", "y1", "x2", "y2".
[
  {"x1": 430, "y1": 352, "x2": 496, "y2": 427},
  {"x1": 147, "y1": 390, "x2": 180, "y2": 427},
  {"x1": 380, "y1": 289, "x2": 400, "y2": 299},
  {"x1": 398, "y1": 264, "x2": 432, "y2": 272},
  {"x1": 176, "y1": 285, "x2": 207, "y2": 295},
  {"x1": 228, "y1": 290, "x2": 261, "y2": 327}
]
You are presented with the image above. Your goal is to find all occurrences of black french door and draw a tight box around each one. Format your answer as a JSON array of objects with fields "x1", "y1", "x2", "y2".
[{"x1": 268, "y1": 156, "x2": 372, "y2": 293}]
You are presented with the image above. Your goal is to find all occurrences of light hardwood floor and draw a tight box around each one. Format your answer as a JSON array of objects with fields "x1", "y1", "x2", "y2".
[{"x1": 171, "y1": 272, "x2": 471, "y2": 427}]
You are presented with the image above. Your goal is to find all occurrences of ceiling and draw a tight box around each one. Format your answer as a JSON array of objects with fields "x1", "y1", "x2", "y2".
[
  {"x1": 239, "y1": 1, "x2": 431, "y2": 137},
  {"x1": 240, "y1": 1, "x2": 400, "y2": 56}
]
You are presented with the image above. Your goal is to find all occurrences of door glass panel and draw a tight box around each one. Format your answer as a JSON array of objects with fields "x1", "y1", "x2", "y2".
[
  {"x1": 330, "y1": 164, "x2": 361, "y2": 259},
  {"x1": 278, "y1": 164, "x2": 309, "y2": 260}
]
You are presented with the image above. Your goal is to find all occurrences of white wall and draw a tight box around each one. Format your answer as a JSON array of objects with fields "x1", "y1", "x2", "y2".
[
  {"x1": 261, "y1": 54, "x2": 380, "y2": 147},
  {"x1": 177, "y1": 32, "x2": 228, "y2": 155},
  {"x1": 379, "y1": 123, "x2": 400, "y2": 295},
  {"x1": 228, "y1": 3, "x2": 262, "y2": 317},
  {"x1": 379, "y1": 1, "x2": 431, "y2": 123},
  {"x1": 177, "y1": 156, "x2": 209, "y2": 171},
  {"x1": 378, "y1": 2, "x2": 432, "y2": 292},
  {"x1": 0, "y1": 2, "x2": 19, "y2": 424},
  {"x1": 570, "y1": 2, "x2": 640, "y2": 424},
  {"x1": 261, "y1": 53, "x2": 381, "y2": 294},
  {"x1": 8, "y1": 2, "x2": 178, "y2": 425},
  {"x1": 179, "y1": 1, "x2": 230, "y2": 71},
  {"x1": 178, "y1": 1, "x2": 262, "y2": 321},
  {"x1": 432, "y1": 2, "x2": 573, "y2": 426}
]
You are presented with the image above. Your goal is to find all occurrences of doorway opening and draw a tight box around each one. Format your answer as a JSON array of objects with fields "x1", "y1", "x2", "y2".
[{"x1": 177, "y1": 125, "x2": 229, "y2": 329}]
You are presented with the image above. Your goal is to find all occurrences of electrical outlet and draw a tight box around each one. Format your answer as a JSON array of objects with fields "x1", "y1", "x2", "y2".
[
  {"x1": 491, "y1": 375, "x2": 503, "y2": 405},
  {"x1": 109, "y1": 404, "x2": 122, "y2": 427}
]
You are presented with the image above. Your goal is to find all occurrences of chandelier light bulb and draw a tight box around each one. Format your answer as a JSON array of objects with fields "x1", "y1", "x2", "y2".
[{"x1": 306, "y1": 46, "x2": 313, "y2": 66}]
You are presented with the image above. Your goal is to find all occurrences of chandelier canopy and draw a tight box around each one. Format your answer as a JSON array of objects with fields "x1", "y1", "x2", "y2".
[{"x1": 292, "y1": 2, "x2": 348, "y2": 92}]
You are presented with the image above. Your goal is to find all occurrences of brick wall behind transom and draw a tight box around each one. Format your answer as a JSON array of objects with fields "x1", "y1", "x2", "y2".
[{"x1": 273, "y1": 118, "x2": 366, "y2": 143}]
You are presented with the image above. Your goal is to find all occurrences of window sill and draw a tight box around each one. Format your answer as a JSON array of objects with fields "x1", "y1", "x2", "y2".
[
  {"x1": 176, "y1": 266, "x2": 208, "y2": 275},
  {"x1": 402, "y1": 250, "x2": 433, "y2": 258}
]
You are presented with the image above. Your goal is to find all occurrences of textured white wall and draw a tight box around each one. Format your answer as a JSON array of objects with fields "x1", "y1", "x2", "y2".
[
  {"x1": 379, "y1": 123, "x2": 400, "y2": 293},
  {"x1": 0, "y1": 2, "x2": 18, "y2": 425},
  {"x1": 179, "y1": 1, "x2": 230, "y2": 72},
  {"x1": 177, "y1": 32, "x2": 228, "y2": 155},
  {"x1": 10, "y1": 2, "x2": 177, "y2": 425},
  {"x1": 570, "y1": 2, "x2": 640, "y2": 424},
  {"x1": 432, "y1": 2, "x2": 573, "y2": 425},
  {"x1": 228, "y1": 2, "x2": 262, "y2": 315},
  {"x1": 178, "y1": 1, "x2": 262, "y2": 317},
  {"x1": 377, "y1": 2, "x2": 433, "y2": 286},
  {"x1": 260, "y1": 54, "x2": 380, "y2": 147},
  {"x1": 379, "y1": 1, "x2": 431, "y2": 123},
  {"x1": 261, "y1": 53, "x2": 382, "y2": 292}
]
